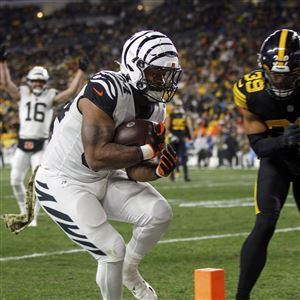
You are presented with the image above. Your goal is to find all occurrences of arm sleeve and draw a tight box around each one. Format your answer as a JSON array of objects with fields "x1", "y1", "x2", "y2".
[
  {"x1": 81, "y1": 80, "x2": 117, "y2": 118},
  {"x1": 247, "y1": 132, "x2": 286, "y2": 158}
]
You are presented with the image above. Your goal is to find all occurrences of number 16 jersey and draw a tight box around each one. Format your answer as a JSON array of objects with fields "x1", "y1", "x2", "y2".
[{"x1": 18, "y1": 85, "x2": 57, "y2": 139}]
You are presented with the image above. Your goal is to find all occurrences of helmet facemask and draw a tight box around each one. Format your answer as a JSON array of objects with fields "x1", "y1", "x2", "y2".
[
  {"x1": 262, "y1": 66, "x2": 300, "y2": 98},
  {"x1": 138, "y1": 63, "x2": 182, "y2": 103},
  {"x1": 120, "y1": 30, "x2": 182, "y2": 103},
  {"x1": 27, "y1": 80, "x2": 47, "y2": 96},
  {"x1": 27, "y1": 66, "x2": 49, "y2": 96}
]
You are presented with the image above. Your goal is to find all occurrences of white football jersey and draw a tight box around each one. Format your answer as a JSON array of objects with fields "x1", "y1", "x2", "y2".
[
  {"x1": 42, "y1": 71, "x2": 166, "y2": 182},
  {"x1": 18, "y1": 85, "x2": 57, "y2": 139}
]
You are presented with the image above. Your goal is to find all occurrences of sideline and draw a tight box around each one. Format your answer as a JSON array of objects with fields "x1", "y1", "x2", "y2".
[{"x1": 1, "y1": 227, "x2": 299, "y2": 262}]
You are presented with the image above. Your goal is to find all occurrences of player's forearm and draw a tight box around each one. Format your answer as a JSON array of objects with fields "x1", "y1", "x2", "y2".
[
  {"x1": 247, "y1": 132, "x2": 286, "y2": 158},
  {"x1": 84, "y1": 143, "x2": 143, "y2": 171},
  {"x1": 54, "y1": 70, "x2": 85, "y2": 104},
  {"x1": 126, "y1": 161, "x2": 159, "y2": 182},
  {"x1": 68, "y1": 69, "x2": 85, "y2": 94},
  {"x1": 0, "y1": 62, "x2": 19, "y2": 99}
]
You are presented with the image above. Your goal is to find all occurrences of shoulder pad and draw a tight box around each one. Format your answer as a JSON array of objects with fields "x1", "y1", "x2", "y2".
[
  {"x1": 233, "y1": 70, "x2": 265, "y2": 110},
  {"x1": 90, "y1": 71, "x2": 131, "y2": 99}
]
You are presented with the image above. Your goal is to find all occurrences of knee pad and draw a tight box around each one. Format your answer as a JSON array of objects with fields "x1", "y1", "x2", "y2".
[
  {"x1": 151, "y1": 199, "x2": 173, "y2": 225},
  {"x1": 94, "y1": 224, "x2": 126, "y2": 263}
]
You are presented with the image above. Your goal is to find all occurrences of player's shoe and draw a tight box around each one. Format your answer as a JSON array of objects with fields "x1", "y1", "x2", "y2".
[
  {"x1": 28, "y1": 219, "x2": 37, "y2": 227},
  {"x1": 123, "y1": 269, "x2": 158, "y2": 300}
]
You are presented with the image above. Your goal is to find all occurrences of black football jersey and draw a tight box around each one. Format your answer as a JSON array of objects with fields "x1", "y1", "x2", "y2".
[{"x1": 233, "y1": 69, "x2": 300, "y2": 175}]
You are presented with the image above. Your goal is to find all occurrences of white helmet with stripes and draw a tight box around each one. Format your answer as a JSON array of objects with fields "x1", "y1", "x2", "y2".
[{"x1": 120, "y1": 30, "x2": 182, "y2": 103}]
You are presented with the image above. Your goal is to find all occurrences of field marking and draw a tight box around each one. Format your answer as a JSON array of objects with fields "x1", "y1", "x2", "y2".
[
  {"x1": 177, "y1": 198, "x2": 296, "y2": 208},
  {"x1": 1, "y1": 227, "x2": 299, "y2": 262},
  {"x1": 0, "y1": 180, "x2": 254, "y2": 190}
]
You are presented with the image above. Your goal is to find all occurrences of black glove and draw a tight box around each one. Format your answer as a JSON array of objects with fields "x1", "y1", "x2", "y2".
[
  {"x1": 78, "y1": 56, "x2": 89, "y2": 72},
  {"x1": 156, "y1": 144, "x2": 177, "y2": 177},
  {"x1": 0, "y1": 44, "x2": 8, "y2": 62},
  {"x1": 282, "y1": 124, "x2": 300, "y2": 146}
]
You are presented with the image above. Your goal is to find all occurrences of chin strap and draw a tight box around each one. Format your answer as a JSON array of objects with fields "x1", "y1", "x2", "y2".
[{"x1": 1, "y1": 166, "x2": 39, "y2": 234}]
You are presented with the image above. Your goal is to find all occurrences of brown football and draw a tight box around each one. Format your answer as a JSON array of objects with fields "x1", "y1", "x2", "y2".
[{"x1": 114, "y1": 119, "x2": 157, "y2": 146}]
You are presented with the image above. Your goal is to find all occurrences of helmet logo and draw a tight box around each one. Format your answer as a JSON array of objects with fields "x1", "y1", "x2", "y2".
[
  {"x1": 126, "y1": 121, "x2": 136, "y2": 128},
  {"x1": 272, "y1": 55, "x2": 289, "y2": 66}
]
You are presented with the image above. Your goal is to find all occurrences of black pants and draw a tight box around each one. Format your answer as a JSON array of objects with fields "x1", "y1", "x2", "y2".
[
  {"x1": 170, "y1": 139, "x2": 189, "y2": 181},
  {"x1": 236, "y1": 157, "x2": 300, "y2": 300}
]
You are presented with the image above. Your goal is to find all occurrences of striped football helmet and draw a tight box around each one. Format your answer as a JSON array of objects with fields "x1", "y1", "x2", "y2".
[
  {"x1": 258, "y1": 29, "x2": 300, "y2": 98},
  {"x1": 120, "y1": 30, "x2": 182, "y2": 103}
]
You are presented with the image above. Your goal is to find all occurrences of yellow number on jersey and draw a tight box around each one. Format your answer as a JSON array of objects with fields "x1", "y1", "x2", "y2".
[{"x1": 244, "y1": 71, "x2": 265, "y2": 93}]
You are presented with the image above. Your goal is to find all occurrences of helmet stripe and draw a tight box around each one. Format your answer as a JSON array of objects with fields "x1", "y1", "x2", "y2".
[
  {"x1": 136, "y1": 34, "x2": 167, "y2": 57},
  {"x1": 143, "y1": 42, "x2": 173, "y2": 62},
  {"x1": 277, "y1": 29, "x2": 289, "y2": 66},
  {"x1": 123, "y1": 31, "x2": 151, "y2": 68},
  {"x1": 148, "y1": 51, "x2": 178, "y2": 64}
]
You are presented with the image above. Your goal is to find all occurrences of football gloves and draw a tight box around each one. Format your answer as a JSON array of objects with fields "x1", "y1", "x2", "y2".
[
  {"x1": 155, "y1": 144, "x2": 177, "y2": 177},
  {"x1": 78, "y1": 56, "x2": 89, "y2": 72},
  {"x1": 282, "y1": 124, "x2": 300, "y2": 146},
  {"x1": 0, "y1": 44, "x2": 8, "y2": 62},
  {"x1": 141, "y1": 122, "x2": 166, "y2": 160}
]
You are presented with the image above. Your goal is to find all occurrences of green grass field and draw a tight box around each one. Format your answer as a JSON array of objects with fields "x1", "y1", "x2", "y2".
[{"x1": 0, "y1": 167, "x2": 299, "y2": 300}]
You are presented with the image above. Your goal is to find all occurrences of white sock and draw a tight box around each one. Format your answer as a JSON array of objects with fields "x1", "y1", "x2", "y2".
[{"x1": 33, "y1": 201, "x2": 41, "y2": 222}]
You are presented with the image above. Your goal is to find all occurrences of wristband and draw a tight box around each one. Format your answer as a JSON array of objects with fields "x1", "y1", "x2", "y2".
[{"x1": 140, "y1": 144, "x2": 155, "y2": 160}]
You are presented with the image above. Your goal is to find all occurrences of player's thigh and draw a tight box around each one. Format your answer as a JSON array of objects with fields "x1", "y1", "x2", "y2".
[
  {"x1": 104, "y1": 170, "x2": 172, "y2": 225},
  {"x1": 256, "y1": 157, "x2": 290, "y2": 213},
  {"x1": 35, "y1": 167, "x2": 125, "y2": 260},
  {"x1": 30, "y1": 148, "x2": 46, "y2": 170},
  {"x1": 10, "y1": 148, "x2": 30, "y2": 184}
]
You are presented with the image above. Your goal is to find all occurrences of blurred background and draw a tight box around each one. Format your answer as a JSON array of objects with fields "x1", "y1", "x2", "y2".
[{"x1": 1, "y1": 0, "x2": 299, "y2": 170}]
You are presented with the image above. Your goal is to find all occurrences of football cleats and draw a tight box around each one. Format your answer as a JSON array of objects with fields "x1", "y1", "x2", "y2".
[
  {"x1": 120, "y1": 30, "x2": 182, "y2": 103},
  {"x1": 27, "y1": 66, "x2": 49, "y2": 95},
  {"x1": 258, "y1": 29, "x2": 300, "y2": 98}
]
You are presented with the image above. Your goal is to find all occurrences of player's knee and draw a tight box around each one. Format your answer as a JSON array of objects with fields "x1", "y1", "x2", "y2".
[
  {"x1": 152, "y1": 198, "x2": 173, "y2": 224},
  {"x1": 255, "y1": 213, "x2": 278, "y2": 237},
  {"x1": 10, "y1": 182, "x2": 24, "y2": 193},
  {"x1": 10, "y1": 174, "x2": 23, "y2": 186},
  {"x1": 99, "y1": 234, "x2": 126, "y2": 263}
]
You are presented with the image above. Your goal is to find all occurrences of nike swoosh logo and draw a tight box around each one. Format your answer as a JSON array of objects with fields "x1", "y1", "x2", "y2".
[
  {"x1": 238, "y1": 79, "x2": 244, "y2": 88},
  {"x1": 93, "y1": 87, "x2": 104, "y2": 97}
]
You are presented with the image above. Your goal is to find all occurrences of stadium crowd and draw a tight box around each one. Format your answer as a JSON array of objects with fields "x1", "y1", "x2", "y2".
[{"x1": 1, "y1": 0, "x2": 299, "y2": 168}]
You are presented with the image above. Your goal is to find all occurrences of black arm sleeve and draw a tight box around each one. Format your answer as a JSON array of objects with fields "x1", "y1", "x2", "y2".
[{"x1": 247, "y1": 132, "x2": 286, "y2": 158}]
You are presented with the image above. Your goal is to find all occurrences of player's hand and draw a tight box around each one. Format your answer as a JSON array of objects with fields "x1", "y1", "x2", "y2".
[
  {"x1": 155, "y1": 144, "x2": 177, "y2": 177},
  {"x1": 140, "y1": 122, "x2": 165, "y2": 160},
  {"x1": 78, "y1": 56, "x2": 89, "y2": 72},
  {"x1": 145, "y1": 122, "x2": 166, "y2": 156},
  {"x1": 282, "y1": 124, "x2": 300, "y2": 146},
  {"x1": 0, "y1": 44, "x2": 8, "y2": 62}
]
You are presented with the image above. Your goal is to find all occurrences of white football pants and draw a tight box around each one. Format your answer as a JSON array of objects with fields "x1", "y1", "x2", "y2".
[
  {"x1": 35, "y1": 166, "x2": 172, "y2": 300},
  {"x1": 10, "y1": 147, "x2": 45, "y2": 220}
]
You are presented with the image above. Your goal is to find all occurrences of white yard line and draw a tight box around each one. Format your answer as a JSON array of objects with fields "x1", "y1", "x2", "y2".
[{"x1": 1, "y1": 227, "x2": 299, "y2": 262}]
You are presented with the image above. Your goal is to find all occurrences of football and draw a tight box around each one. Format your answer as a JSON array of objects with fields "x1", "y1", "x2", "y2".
[{"x1": 114, "y1": 119, "x2": 161, "y2": 146}]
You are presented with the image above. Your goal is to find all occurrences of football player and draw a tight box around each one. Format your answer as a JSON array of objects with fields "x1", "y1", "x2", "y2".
[
  {"x1": 168, "y1": 98, "x2": 193, "y2": 181},
  {"x1": 33, "y1": 30, "x2": 180, "y2": 299},
  {"x1": 0, "y1": 46, "x2": 88, "y2": 226},
  {"x1": 233, "y1": 29, "x2": 300, "y2": 300}
]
